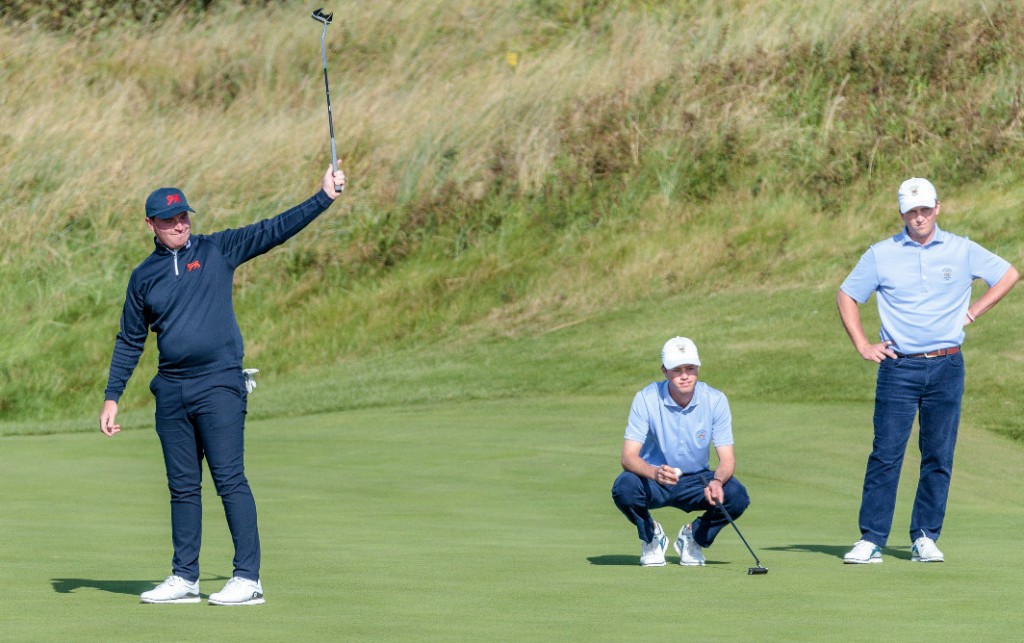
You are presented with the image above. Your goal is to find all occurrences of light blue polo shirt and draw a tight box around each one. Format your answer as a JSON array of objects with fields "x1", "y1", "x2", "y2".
[
  {"x1": 624, "y1": 380, "x2": 733, "y2": 473},
  {"x1": 840, "y1": 225, "x2": 1011, "y2": 354}
]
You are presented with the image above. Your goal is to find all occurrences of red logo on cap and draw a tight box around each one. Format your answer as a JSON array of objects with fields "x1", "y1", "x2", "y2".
[
  {"x1": 166, "y1": 194, "x2": 182, "y2": 206},
  {"x1": 187, "y1": 260, "x2": 201, "y2": 272}
]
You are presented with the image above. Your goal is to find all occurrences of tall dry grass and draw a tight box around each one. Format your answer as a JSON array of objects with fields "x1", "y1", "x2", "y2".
[{"x1": 3, "y1": 0, "x2": 1024, "y2": 420}]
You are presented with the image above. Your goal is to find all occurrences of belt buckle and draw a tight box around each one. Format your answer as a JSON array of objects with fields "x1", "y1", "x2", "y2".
[{"x1": 923, "y1": 350, "x2": 940, "y2": 359}]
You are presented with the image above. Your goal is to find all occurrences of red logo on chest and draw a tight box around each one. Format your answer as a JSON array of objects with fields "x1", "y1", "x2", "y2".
[{"x1": 187, "y1": 260, "x2": 201, "y2": 272}]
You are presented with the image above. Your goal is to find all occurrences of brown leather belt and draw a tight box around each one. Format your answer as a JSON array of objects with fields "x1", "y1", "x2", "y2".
[{"x1": 895, "y1": 346, "x2": 960, "y2": 359}]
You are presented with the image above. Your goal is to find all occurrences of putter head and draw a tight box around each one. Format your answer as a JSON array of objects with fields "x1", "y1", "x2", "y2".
[
  {"x1": 748, "y1": 566, "x2": 768, "y2": 575},
  {"x1": 311, "y1": 7, "x2": 333, "y2": 25}
]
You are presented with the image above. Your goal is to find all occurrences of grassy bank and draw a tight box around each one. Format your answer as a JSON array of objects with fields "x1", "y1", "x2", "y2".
[{"x1": 2, "y1": 0, "x2": 1024, "y2": 441}]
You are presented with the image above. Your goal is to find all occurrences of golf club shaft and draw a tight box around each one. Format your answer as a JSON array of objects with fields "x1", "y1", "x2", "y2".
[
  {"x1": 318, "y1": 21, "x2": 341, "y2": 190},
  {"x1": 700, "y1": 474, "x2": 763, "y2": 567}
]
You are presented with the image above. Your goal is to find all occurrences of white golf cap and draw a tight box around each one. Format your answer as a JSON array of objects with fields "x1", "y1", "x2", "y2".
[
  {"x1": 661, "y1": 336, "x2": 701, "y2": 369},
  {"x1": 897, "y1": 177, "x2": 937, "y2": 214}
]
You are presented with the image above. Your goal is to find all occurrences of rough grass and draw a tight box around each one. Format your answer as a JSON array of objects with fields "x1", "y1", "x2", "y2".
[{"x1": 2, "y1": 0, "x2": 1024, "y2": 440}]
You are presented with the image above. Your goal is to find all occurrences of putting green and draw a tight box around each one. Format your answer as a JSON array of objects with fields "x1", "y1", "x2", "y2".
[{"x1": 1, "y1": 396, "x2": 1021, "y2": 641}]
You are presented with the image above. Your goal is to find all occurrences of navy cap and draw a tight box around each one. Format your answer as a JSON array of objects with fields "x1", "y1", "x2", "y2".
[{"x1": 145, "y1": 187, "x2": 195, "y2": 219}]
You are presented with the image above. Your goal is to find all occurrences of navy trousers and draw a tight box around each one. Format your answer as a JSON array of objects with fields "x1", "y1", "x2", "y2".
[
  {"x1": 612, "y1": 469, "x2": 750, "y2": 547},
  {"x1": 150, "y1": 370, "x2": 260, "y2": 582},
  {"x1": 858, "y1": 352, "x2": 964, "y2": 546}
]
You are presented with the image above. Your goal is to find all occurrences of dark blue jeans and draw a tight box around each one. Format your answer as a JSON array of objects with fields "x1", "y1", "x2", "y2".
[
  {"x1": 858, "y1": 352, "x2": 964, "y2": 547},
  {"x1": 612, "y1": 469, "x2": 750, "y2": 547},
  {"x1": 150, "y1": 370, "x2": 260, "y2": 583}
]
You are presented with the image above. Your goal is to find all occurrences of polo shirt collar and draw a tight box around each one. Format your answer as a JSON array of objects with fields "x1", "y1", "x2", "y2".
[
  {"x1": 659, "y1": 380, "x2": 700, "y2": 411},
  {"x1": 897, "y1": 223, "x2": 948, "y2": 248}
]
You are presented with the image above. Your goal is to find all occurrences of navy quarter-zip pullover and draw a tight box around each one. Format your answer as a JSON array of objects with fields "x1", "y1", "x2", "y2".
[{"x1": 104, "y1": 190, "x2": 335, "y2": 401}]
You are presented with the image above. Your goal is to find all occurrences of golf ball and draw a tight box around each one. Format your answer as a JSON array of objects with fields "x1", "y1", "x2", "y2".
[{"x1": 673, "y1": 468, "x2": 682, "y2": 477}]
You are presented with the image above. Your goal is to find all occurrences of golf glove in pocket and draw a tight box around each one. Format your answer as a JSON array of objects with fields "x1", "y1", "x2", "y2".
[{"x1": 243, "y1": 368, "x2": 259, "y2": 394}]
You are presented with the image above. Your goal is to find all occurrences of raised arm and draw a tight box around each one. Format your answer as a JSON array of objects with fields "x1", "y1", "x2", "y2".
[{"x1": 215, "y1": 165, "x2": 348, "y2": 266}]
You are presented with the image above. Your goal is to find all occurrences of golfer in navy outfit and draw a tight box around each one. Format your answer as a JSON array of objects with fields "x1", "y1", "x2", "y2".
[
  {"x1": 837, "y1": 177, "x2": 1018, "y2": 564},
  {"x1": 612, "y1": 337, "x2": 751, "y2": 567},
  {"x1": 100, "y1": 164, "x2": 345, "y2": 604}
]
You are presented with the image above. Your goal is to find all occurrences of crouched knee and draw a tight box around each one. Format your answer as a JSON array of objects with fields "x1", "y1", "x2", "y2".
[{"x1": 611, "y1": 471, "x2": 645, "y2": 508}]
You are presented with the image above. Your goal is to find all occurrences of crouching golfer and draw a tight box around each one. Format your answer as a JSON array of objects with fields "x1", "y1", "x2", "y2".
[
  {"x1": 612, "y1": 337, "x2": 750, "y2": 567},
  {"x1": 99, "y1": 165, "x2": 346, "y2": 605}
]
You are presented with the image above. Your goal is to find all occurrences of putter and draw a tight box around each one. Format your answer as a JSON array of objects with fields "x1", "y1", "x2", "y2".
[
  {"x1": 699, "y1": 474, "x2": 768, "y2": 575},
  {"x1": 311, "y1": 7, "x2": 342, "y2": 191}
]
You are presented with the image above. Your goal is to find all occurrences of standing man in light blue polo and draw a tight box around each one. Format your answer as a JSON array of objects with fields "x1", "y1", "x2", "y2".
[
  {"x1": 837, "y1": 177, "x2": 1018, "y2": 564},
  {"x1": 611, "y1": 337, "x2": 750, "y2": 567}
]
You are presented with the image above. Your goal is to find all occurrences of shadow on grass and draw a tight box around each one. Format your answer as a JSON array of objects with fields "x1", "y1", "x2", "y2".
[
  {"x1": 52, "y1": 578, "x2": 158, "y2": 596},
  {"x1": 51, "y1": 575, "x2": 230, "y2": 596},
  {"x1": 588, "y1": 555, "x2": 638, "y2": 566},
  {"x1": 886, "y1": 547, "x2": 912, "y2": 561},
  {"x1": 763, "y1": 543, "x2": 913, "y2": 561},
  {"x1": 587, "y1": 555, "x2": 727, "y2": 566}
]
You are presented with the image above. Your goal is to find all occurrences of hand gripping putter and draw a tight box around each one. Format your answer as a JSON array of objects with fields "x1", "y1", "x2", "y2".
[
  {"x1": 699, "y1": 474, "x2": 768, "y2": 575},
  {"x1": 311, "y1": 8, "x2": 342, "y2": 191}
]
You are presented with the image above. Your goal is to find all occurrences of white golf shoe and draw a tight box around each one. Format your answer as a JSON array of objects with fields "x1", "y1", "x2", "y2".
[
  {"x1": 843, "y1": 539, "x2": 883, "y2": 564},
  {"x1": 139, "y1": 575, "x2": 200, "y2": 604},
  {"x1": 911, "y1": 534, "x2": 945, "y2": 562},
  {"x1": 673, "y1": 524, "x2": 706, "y2": 566},
  {"x1": 639, "y1": 522, "x2": 668, "y2": 567},
  {"x1": 208, "y1": 577, "x2": 265, "y2": 606}
]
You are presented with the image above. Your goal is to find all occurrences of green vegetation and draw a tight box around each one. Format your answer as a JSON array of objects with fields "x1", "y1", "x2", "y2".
[
  {"x1": 3, "y1": 4, "x2": 1024, "y2": 639},
  {"x1": 3, "y1": 398, "x2": 1023, "y2": 640},
  {"x1": 2, "y1": 0, "x2": 1024, "y2": 441}
]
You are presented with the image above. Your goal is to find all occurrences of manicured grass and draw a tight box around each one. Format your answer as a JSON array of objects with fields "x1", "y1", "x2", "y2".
[{"x1": 2, "y1": 396, "x2": 1021, "y2": 641}]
